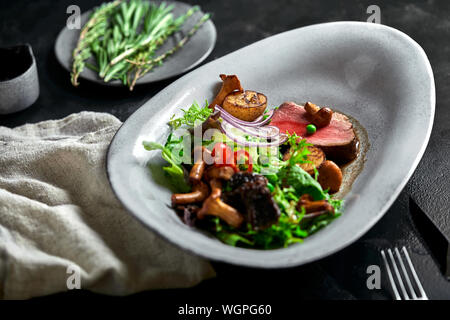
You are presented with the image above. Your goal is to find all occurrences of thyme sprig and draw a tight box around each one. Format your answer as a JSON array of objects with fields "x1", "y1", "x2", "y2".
[
  {"x1": 71, "y1": 0, "x2": 122, "y2": 86},
  {"x1": 70, "y1": 0, "x2": 210, "y2": 90}
]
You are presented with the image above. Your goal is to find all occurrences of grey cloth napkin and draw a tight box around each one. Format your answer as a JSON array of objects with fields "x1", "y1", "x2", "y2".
[{"x1": 0, "y1": 112, "x2": 215, "y2": 299}]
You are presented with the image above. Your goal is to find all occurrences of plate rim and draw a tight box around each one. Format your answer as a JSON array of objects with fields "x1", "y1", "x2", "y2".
[
  {"x1": 54, "y1": 0, "x2": 217, "y2": 86},
  {"x1": 106, "y1": 21, "x2": 436, "y2": 268}
]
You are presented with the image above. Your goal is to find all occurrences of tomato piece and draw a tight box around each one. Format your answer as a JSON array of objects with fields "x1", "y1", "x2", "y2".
[{"x1": 211, "y1": 142, "x2": 234, "y2": 166}]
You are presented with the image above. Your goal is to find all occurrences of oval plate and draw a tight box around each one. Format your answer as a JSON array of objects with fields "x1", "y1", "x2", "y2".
[
  {"x1": 107, "y1": 22, "x2": 435, "y2": 268},
  {"x1": 55, "y1": 1, "x2": 216, "y2": 86}
]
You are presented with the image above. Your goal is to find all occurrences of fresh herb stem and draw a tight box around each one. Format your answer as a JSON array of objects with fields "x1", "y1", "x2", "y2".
[
  {"x1": 70, "y1": 0, "x2": 209, "y2": 90},
  {"x1": 71, "y1": 0, "x2": 122, "y2": 86},
  {"x1": 126, "y1": 13, "x2": 211, "y2": 67}
]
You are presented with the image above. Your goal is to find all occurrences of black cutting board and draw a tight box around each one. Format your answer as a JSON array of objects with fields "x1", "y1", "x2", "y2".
[{"x1": 407, "y1": 116, "x2": 450, "y2": 278}]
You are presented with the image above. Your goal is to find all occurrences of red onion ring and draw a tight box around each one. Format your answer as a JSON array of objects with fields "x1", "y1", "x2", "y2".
[
  {"x1": 219, "y1": 120, "x2": 288, "y2": 147},
  {"x1": 212, "y1": 104, "x2": 286, "y2": 147},
  {"x1": 221, "y1": 119, "x2": 280, "y2": 139},
  {"x1": 251, "y1": 109, "x2": 274, "y2": 124},
  {"x1": 214, "y1": 105, "x2": 274, "y2": 127}
]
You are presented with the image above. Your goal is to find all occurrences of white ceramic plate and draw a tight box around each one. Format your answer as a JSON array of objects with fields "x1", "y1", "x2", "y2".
[{"x1": 107, "y1": 22, "x2": 435, "y2": 268}]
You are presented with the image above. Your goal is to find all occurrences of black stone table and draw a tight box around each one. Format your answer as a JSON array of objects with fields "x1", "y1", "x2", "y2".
[{"x1": 1, "y1": 0, "x2": 449, "y2": 300}]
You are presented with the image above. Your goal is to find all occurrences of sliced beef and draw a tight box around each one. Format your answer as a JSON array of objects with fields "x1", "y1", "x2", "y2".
[
  {"x1": 224, "y1": 172, "x2": 280, "y2": 230},
  {"x1": 271, "y1": 102, "x2": 358, "y2": 162}
]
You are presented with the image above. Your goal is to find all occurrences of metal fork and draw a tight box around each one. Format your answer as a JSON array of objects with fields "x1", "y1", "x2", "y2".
[{"x1": 381, "y1": 246, "x2": 428, "y2": 300}]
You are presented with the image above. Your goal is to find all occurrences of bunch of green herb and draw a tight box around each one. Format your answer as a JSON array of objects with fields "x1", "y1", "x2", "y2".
[
  {"x1": 71, "y1": 0, "x2": 121, "y2": 86},
  {"x1": 71, "y1": 0, "x2": 211, "y2": 90}
]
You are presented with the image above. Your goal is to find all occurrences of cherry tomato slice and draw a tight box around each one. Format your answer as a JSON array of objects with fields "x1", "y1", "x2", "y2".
[{"x1": 211, "y1": 142, "x2": 234, "y2": 166}]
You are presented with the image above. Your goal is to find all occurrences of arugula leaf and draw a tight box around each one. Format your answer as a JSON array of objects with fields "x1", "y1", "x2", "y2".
[
  {"x1": 301, "y1": 212, "x2": 341, "y2": 235},
  {"x1": 273, "y1": 132, "x2": 327, "y2": 200},
  {"x1": 164, "y1": 133, "x2": 186, "y2": 164},
  {"x1": 278, "y1": 165, "x2": 326, "y2": 200},
  {"x1": 216, "y1": 231, "x2": 254, "y2": 246},
  {"x1": 243, "y1": 214, "x2": 307, "y2": 249},
  {"x1": 168, "y1": 100, "x2": 212, "y2": 129},
  {"x1": 143, "y1": 140, "x2": 190, "y2": 193}
]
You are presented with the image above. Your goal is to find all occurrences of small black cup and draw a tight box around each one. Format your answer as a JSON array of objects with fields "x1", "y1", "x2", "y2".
[{"x1": 0, "y1": 44, "x2": 39, "y2": 114}]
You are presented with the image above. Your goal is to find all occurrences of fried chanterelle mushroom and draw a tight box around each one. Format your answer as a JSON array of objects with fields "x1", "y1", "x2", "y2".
[
  {"x1": 208, "y1": 74, "x2": 243, "y2": 108},
  {"x1": 172, "y1": 147, "x2": 211, "y2": 206},
  {"x1": 171, "y1": 181, "x2": 209, "y2": 206},
  {"x1": 172, "y1": 144, "x2": 245, "y2": 228},
  {"x1": 296, "y1": 194, "x2": 334, "y2": 219},
  {"x1": 197, "y1": 179, "x2": 244, "y2": 228}
]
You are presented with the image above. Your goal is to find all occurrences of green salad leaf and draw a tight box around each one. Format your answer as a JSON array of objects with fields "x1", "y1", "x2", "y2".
[
  {"x1": 278, "y1": 165, "x2": 326, "y2": 201},
  {"x1": 143, "y1": 104, "x2": 344, "y2": 250},
  {"x1": 276, "y1": 133, "x2": 326, "y2": 200},
  {"x1": 164, "y1": 133, "x2": 185, "y2": 164},
  {"x1": 142, "y1": 140, "x2": 190, "y2": 192},
  {"x1": 204, "y1": 132, "x2": 344, "y2": 249},
  {"x1": 284, "y1": 133, "x2": 312, "y2": 166},
  {"x1": 168, "y1": 100, "x2": 212, "y2": 129},
  {"x1": 216, "y1": 230, "x2": 255, "y2": 246}
]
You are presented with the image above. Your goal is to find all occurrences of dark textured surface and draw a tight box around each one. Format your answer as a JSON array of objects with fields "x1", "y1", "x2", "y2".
[{"x1": 0, "y1": 0, "x2": 449, "y2": 300}]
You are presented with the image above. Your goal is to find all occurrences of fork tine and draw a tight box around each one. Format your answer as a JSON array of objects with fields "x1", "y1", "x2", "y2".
[
  {"x1": 381, "y1": 249, "x2": 401, "y2": 300},
  {"x1": 387, "y1": 248, "x2": 410, "y2": 300},
  {"x1": 402, "y1": 246, "x2": 428, "y2": 300},
  {"x1": 394, "y1": 247, "x2": 417, "y2": 299}
]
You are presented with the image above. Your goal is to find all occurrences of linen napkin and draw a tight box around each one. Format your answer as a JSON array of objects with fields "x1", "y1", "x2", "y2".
[{"x1": 0, "y1": 111, "x2": 215, "y2": 299}]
